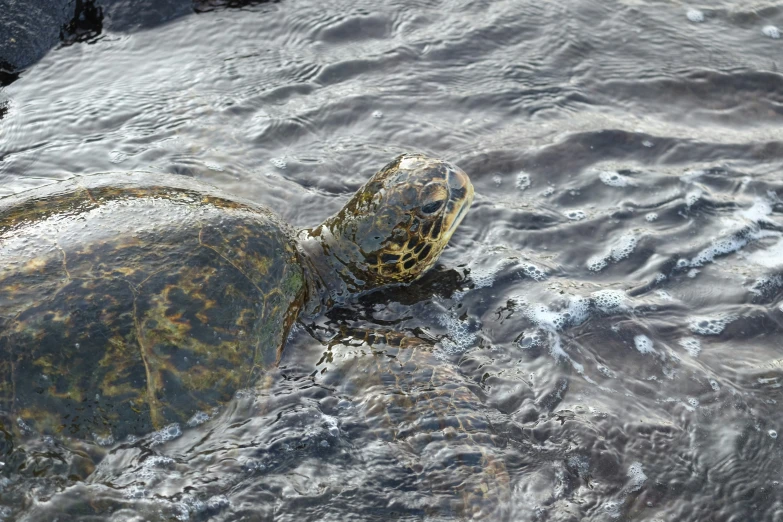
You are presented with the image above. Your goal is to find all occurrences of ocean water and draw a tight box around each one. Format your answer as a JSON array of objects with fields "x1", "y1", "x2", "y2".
[{"x1": 1, "y1": 0, "x2": 783, "y2": 520}]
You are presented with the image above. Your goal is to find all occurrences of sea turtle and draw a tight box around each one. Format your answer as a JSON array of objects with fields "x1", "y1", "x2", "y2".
[{"x1": 0, "y1": 153, "x2": 473, "y2": 443}]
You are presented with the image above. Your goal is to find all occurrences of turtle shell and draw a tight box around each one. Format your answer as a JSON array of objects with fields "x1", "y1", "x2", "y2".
[{"x1": 0, "y1": 173, "x2": 306, "y2": 441}]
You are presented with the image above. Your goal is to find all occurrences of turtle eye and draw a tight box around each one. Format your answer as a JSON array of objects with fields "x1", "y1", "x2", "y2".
[
  {"x1": 419, "y1": 182, "x2": 449, "y2": 215},
  {"x1": 421, "y1": 199, "x2": 445, "y2": 214}
]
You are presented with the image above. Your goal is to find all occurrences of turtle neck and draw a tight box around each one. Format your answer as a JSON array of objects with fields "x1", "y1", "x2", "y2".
[{"x1": 296, "y1": 223, "x2": 369, "y2": 317}]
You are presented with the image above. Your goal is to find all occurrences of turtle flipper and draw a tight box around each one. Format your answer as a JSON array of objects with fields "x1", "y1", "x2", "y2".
[
  {"x1": 326, "y1": 325, "x2": 435, "y2": 349},
  {"x1": 0, "y1": 415, "x2": 104, "y2": 483},
  {"x1": 316, "y1": 335, "x2": 511, "y2": 519}
]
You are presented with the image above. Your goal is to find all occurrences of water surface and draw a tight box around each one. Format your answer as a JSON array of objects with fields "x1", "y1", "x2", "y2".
[{"x1": 1, "y1": 1, "x2": 783, "y2": 520}]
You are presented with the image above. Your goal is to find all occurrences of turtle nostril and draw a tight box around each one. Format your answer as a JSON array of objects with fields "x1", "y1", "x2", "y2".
[{"x1": 421, "y1": 199, "x2": 445, "y2": 214}]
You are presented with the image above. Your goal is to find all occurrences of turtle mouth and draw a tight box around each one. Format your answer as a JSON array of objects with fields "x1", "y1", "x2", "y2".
[
  {"x1": 444, "y1": 168, "x2": 474, "y2": 234},
  {"x1": 447, "y1": 200, "x2": 470, "y2": 234}
]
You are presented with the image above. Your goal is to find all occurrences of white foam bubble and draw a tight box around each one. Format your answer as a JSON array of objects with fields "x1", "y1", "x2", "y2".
[
  {"x1": 642, "y1": 140, "x2": 654, "y2": 148},
  {"x1": 186, "y1": 410, "x2": 213, "y2": 428},
  {"x1": 688, "y1": 315, "x2": 735, "y2": 336},
  {"x1": 679, "y1": 337, "x2": 701, "y2": 357},
  {"x1": 270, "y1": 158, "x2": 287, "y2": 169},
  {"x1": 633, "y1": 335, "x2": 655, "y2": 354},
  {"x1": 685, "y1": 189, "x2": 702, "y2": 207},
  {"x1": 599, "y1": 170, "x2": 634, "y2": 187},
  {"x1": 597, "y1": 364, "x2": 616, "y2": 378},
  {"x1": 763, "y1": 25, "x2": 781, "y2": 39},
  {"x1": 566, "y1": 210, "x2": 586, "y2": 221},
  {"x1": 779, "y1": 303, "x2": 783, "y2": 313},
  {"x1": 372, "y1": 110, "x2": 383, "y2": 118},
  {"x1": 517, "y1": 329, "x2": 546, "y2": 350},
  {"x1": 603, "y1": 501, "x2": 621, "y2": 518},
  {"x1": 710, "y1": 379, "x2": 720, "y2": 391},
  {"x1": 686, "y1": 8, "x2": 704, "y2": 22},
  {"x1": 492, "y1": 175, "x2": 502, "y2": 186},
  {"x1": 591, "y1": 289, "x2": 627, "y2": 313},
  {"x1": 587, "y1": 256, "x2": 608, "y2": 272},
  {"x1": 522, "y1": 263, "x2": 547, "y2": 281},
  {"x1": 150, "y1": 423, "x2": 183, "y2": 445},
  {"x1": 437, "y1": 313, "x2": 477, "y2": 355},
  {"x1": 514, "y1": 297, "x2": 598, "y2": 369},
  {"x1": 770, "y1": 430, "x2": 778, "y2": 439},
  {"x1": 524, "y1": 296, "x2": 591, "y2": 332},
  {"x1": 611, "y1": 233, "x2": 639, "y2": 262},
  {"x1": 526, "y1": 304, "x2": 565, "y2": 331},
  {"x1": 588, "y1": 233, "x2": 640, "y2": 271},
  {"x1": 124, "y1": 485, "x2": 147, "y2": 499},
  {"x1": 645, "y1": 212, "x2": 658, "y2": 222},
  {"x1": 175, "y1": 495, "x2": 230, "y2": 521},
  {"x1": 689, "y1": 236, "x2": 748, "y2": 267},
  {"x1": 687, "y1": 397, "x2": 699, "y2": 407},
  {"x1": 541, "y1": 186, "x2": 555, "y2": 196},
  {"x1": 516, "y1": 173, "x2": 531, "y2": 190},
  {"x1": 627, "y1": 462, "x2": 647, "y2": 492},
  {"x1": 469, "y1": 263, "x2": 503, "y2": 289},
  {"x1": 748, "y1": 275, "x2": 783, "y2": 296},
  {"x1": 202, "y1": 495, "x2": 230, "y2": 512},
  {"x1": 139, "y1": 455, "x2": 175, "y2": 480}
]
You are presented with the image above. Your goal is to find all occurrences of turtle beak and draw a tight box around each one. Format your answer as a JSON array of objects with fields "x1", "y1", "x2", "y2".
[{"x1": 444, "y1": 167, "x2": 474, "y2": 234}]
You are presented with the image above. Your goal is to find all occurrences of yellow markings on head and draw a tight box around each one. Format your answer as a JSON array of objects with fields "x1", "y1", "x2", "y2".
[{"x1": 332, "y1": 154, "x2": 473, "y2": 286}]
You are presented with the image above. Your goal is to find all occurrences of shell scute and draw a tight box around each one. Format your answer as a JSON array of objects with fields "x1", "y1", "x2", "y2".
[{"x1": 0, "y1": 175, "x2": 306, "y2": 440}]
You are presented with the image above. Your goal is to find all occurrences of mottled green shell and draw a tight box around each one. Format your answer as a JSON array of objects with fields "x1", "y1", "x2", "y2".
[{"x1": 0, "y1": 173, "x2": 306, "y2": 441}]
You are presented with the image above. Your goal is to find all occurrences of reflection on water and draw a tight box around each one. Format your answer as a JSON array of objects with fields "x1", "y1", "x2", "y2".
[{"x1": 2, "y1": 0, "x2": 783, "y2": 520}]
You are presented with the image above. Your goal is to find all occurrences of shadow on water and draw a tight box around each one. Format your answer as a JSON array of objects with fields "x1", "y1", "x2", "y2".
[
  {"x1": 0, "y1": 61, "x2": 19, "y2": 87},
  {"x1": 59, "y1": 0, "x2": 104, "y2": 46},
  {"x1": 193, "y1": 0, "x2": 278, "y2": 14},
  {"x1": 0, "y1": 0, "x2": 278, "y2": 86}
]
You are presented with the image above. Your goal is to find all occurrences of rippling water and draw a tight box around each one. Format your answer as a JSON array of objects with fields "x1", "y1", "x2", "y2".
[{"x1": 2, "y1": 0, "x2": 783, "y2": 520}]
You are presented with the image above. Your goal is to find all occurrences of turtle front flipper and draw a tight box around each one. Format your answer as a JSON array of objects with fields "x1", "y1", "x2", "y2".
[
  {"x1": 324, "y1": 325, "x2": 436, "y2": 350},
  {"x1": 316, "y1": 336, "x2": 511, "y2": 519},
  {"x1": 0, "y1": 415, "x2": 104, "y2": 484}
]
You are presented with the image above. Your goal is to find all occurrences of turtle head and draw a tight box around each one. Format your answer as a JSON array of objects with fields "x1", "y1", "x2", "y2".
[{"x1": 304, "y1": 153, "x2": 473, "y2": 299}]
